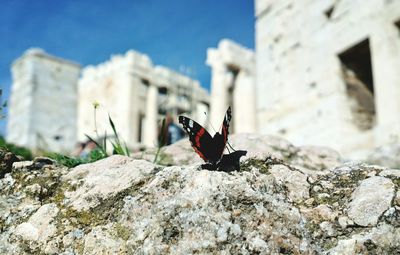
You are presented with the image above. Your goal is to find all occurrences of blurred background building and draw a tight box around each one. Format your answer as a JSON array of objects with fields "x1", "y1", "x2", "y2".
[
  {"x1": 7, "y1": 49, "x2": 208, "y2": 153},
  {"x1": 78, "y1": 50, "x2": 209, "y2": 150},
  {"x1": 209, "y1": 0, "x2": 400, "y2": 159},
  {"x1": 5, "y1": 0, "x2": 400, "y2": 159},
  {"x1": 7, "y1": 49, "x2": 80, "y2": 152}
]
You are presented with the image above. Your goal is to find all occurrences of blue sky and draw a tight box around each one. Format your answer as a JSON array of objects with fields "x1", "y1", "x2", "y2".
[{"x1": 0, "y1": 0, "x2": 255, "y2": 136}]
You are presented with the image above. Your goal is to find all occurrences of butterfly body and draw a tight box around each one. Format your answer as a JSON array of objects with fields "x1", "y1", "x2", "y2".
[{"x1": 179, "y1": 107, "x2": 231, "y2": 166}]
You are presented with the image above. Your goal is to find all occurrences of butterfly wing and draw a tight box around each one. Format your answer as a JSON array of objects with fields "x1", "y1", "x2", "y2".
[
  {"x1": 178, "y1": 116, "x2": 214, "y2": 163},
  {"x1": 221, "y1": 106, "x2": 232, "y2": 146},
  {"x1": 212, "y1": 106, "x2": 232, "y2": 161}
]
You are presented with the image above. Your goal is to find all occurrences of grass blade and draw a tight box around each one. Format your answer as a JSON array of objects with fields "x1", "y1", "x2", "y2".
[
  {"x1": 85, "y1": 134, "x2": 107, "y2": 156},
  {"x1": 108, "y1": 114, "x2": 121, "y2": 144}
]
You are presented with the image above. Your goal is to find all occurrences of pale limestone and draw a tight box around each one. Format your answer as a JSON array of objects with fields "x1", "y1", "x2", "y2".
[
  {"x1": 255, "y1": 0, "x2": 400, "y2": 159},
  {"x1": 78, "y1": 50, "x2": 209, "y2": 150},
  {"x1": 7, "y1": 49, "x2": 80, "y2": 153},
  {"x1": 1, "y1": 134, "x2": 400, "y2": 253},
  {"x1": 14, "y1": 203, "x2": 59, "y2": 244},
  {"x1": 269, "y1": 164, "x2": 310, "y2": 203},
  {"x1": 379, "y1": 168, "x2": 400, "y2": 178},
  {"x1": 368, "y1": 143, "x2": 400, "y2": 168},
  {"x1": 135, "y1": 133, "x2": 341, "y2": 173},
  {"x1": 348, "y1": 176, "x2": 395, "y2": 226},
  {"x1": 328, "y1": 223, "x2": 400, "y2": 255},
  {"x1": 83, "y1": 225, "x2": 126, "y2": 255},
  {"x1": 207, "y1": 39, "x2": 256, "y2": 134},
  {"x1": 62, "y1": 155, "x2": 155, "y2": 211}
]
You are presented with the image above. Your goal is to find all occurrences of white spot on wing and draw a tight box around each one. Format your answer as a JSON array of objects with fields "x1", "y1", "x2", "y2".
[{"x1": 189, "y1": 119, "x2": 193, "y2": 128}]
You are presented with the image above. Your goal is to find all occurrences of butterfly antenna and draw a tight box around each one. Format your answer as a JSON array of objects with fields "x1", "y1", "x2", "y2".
[
  {"x1": 226, "y1": 145, "x2": 231, "y2": 154},
  {"x1": 227, "y1": 141, "x2": 236, "y2": 152},
  {"x1": 203, "y1": 111, "x2": 219, "y2": 133},
  {"x1": 203, "y1": 111, "x2": 237, "y2": 153}
]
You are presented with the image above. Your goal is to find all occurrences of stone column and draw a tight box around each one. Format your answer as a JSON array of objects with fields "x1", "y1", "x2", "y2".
[
  {"x1": 371, "y1": 21, "x2": 400, "y2": 145},
  {"x1": 195, "y1": 102, "x2": 209, "y2": 127},
  {"x1": 234, "y1": 69, "x2": 256, "y2": 133},
  {"x1": 143, "y1": 84, "x2": 158, "y2": 147},
  {"x1": 209, "y1": 64, "x2": 231, "y2": 132},
  {"x1": 127, "y1": 76, "x2": 142, "y2": 147}
]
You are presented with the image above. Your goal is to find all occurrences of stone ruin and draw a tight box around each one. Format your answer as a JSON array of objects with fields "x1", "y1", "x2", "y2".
[
  {"x1": 254, "y1": 0, "x2": 400, "y2": 159},
  {"x1": 208, "y1": 0, "x2": 400, "y2": 159},
  {"x1": 7, "y1": 49, "x2": 208, "y2": 153},
  {"x1": 207, "y1": 39, "x2": 256, "y2": 135},
  {"x1": 7, "y1": 0, "x2": 400, "y2": 160},
  {"x1": 7, "y1": 49, "x2": 80, "y2": 153},
  {"x1": 78, "y1": 50, "x2": 209, "y2": 150}
]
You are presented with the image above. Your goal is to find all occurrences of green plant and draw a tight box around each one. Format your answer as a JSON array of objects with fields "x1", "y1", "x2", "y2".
[
  {"x1": 47, "y1": 148, "x2": 106, "y2": 168},
  {"x1": 85, "y1": 103, "x2": 130, "y2": 157},
  {"x1": 49, "y1": 103, "x2": 130, "y2": 168},
  {"x1": 154, "y1": 118, "x2": 167, "y2": 163},
  {"x1": 0, "y1": 136, "x2": 33, "y2": 160},
  {"x1": 108, "y1": 115, "x2": 130, "y2": 156}
]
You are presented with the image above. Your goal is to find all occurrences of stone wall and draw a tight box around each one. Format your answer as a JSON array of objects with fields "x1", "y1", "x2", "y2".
[
  {"x1": 255, "y1": 0, "x2": 400, "y2": 158},
  {"x1": 7, "y1": 48, "x2": 80, "y2": 153},
  {"x1": 207, "y1": 39, "x2": 256, "y2": 135},
  {"x1": 78, "y1": 50, "x2": 209, "y2": 150}
]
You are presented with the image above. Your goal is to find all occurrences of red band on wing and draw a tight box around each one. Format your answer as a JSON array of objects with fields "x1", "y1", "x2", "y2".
[
  {"x1": 192, "y1": 145, "x2": 206, "y2": 161},
  {"x1": 222, "y1": 126, "x2": 227, "y2": 144},
  {"x1": 195, "y1": 128, "x2": 205, "y2": 147}
]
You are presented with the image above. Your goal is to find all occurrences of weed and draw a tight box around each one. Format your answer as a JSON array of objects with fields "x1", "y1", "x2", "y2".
[
  {"x1": 154, "y1": 118, "x2": 167, "y2": 164},
  {"x1": 47, "y1": 148, "x2": 107, "y2": 168},
  {"x1": 85, "y1": 103, "x2": 130, "y2": 157},
  {"x1": 0, "y1": 136, "x2": 33, "y2": 160},
  {"x1": 50, "y1": 103, "x2": 130, "y2": 167}
]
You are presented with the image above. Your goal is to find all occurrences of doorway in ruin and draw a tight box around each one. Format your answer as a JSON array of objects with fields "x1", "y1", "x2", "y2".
[
  {"x1": 395, "y1": 19, "x2": 400, "y2": 34},
  {"x1": 227, "y1": 65, "x2": 239, "y2": 133},
  {"x1": 138, "y1": 113, "x2": 145, "y2": 143},
  {"x1": 338, "y1": 38, "x2": 375, "y2": 130}
]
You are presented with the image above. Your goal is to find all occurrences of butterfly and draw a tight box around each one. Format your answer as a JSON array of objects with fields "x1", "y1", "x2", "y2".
[{"x1": 178, "y1": 107, "x2": 232, "y2": 167}]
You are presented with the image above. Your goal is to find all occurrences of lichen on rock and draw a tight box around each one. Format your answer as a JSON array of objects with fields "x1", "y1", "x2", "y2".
[{"x1": 0, "y1": 134, "x2": 399, "y2": 254}]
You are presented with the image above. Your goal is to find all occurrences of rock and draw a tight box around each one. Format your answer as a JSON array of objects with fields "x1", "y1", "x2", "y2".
[
  {"x1": 313, "y1": 205, "x2": 337, "y2": 221},
  {"x1": 320, "y1": 221, "x2": 335, "y2": 236},
  {"x1": 12, "y1": 160, "x2": 35, "y2": 170},
  {"x1": 62, "y1": 155, "x2": 156, "y2": 211},
  {"x1": 83, "y1": 225, "x2": 127, "y2": 254},
  {"x1": 0, "y1": 134, "x2": 399, "y2": 254},
  {"x1": 379, "y1": 169, "x2": 400, "y2": 179},
  {"x1": 12, "y1": 157, "x2": 56, "y2": 171},
  {"x1": 13, "y1": 203, "x2": 59, "y2": 248},
  {"x1": 395, "y1": 191, "x2": 400, "y2": 206},
  {"x1": 135, "y1": 133, "x2": 341, "y2": 172},
  {"x1": 338, "y1": 216, "x2": 349, "y2": 229},
  {"x1": 328, "y1": 223, "x2": 400, "y2": 254},
  {"x1": 269, "y1": 164, "x2": 310, "y2": 203},
  {"x1": 348, "y1": 176, "x2": 395, "y2": 226},
  {"x1": 0, "y1": 149, "x2": 20, "y2": 178},
  {"x1": 367, "y1": 143, "x2": 400, "y2": 168}
]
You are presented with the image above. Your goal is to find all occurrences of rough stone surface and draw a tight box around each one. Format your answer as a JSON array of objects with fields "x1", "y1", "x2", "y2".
[
  {"x1": 348, "y1": 176, "x2": 395, "y2": 226},
  {"x1": 137, "y1": 133, "x2": 341, "y2": 171},
  {"x1": 0, "y1": 149, "x2": 20, "y2": 178},
  {"x1": 62, "y1": 155, "x2": 156, "y2": 211},
  {"x1": 368, "y1": 143, "x2": 400, "y2": 169},
  {"x1": 14, "y1": 203, "x2": 59, "y2": 244},
  {"x1": 1, "y1": 135, "x2": 399, "y2": 254},
  {"x1": 255, "y1": 0, "x2": 400, "y2": 159}
]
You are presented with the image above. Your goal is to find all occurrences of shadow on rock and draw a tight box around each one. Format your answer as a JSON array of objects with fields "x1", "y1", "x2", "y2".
[{"x1": 201, "y1": 150, "x2": 247, "y2": 172}]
